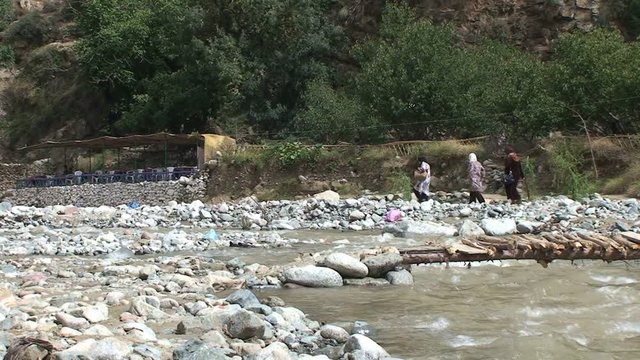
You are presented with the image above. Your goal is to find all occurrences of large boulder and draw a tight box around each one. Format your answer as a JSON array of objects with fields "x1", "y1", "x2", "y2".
[
  {"x1": 322, "y1": 253, "x2": 368, "y2": 278},
  {"x1": 248, "y1": 342, "x2": 292, "y2": 360},
  {"x1": 343, "y1": 334, "x2": 389, "y2": 360},
  {"x1": 177, "y1": 305, "x2": 241, "y2": 335},
  {"x1": 458, "y1": 220, "x2": 485, "y2": 237},
  {"x1": 480, "y1": 219, "x2": 517, "y2": 236},
  {"x1": 223, "y1": 309, "x2": 266, "y2": 340},
  {"x1": 129, "y1": 296, "x2": 166, "y2": 320},
  {"x1": 225, "y1": 289, "x2": 260, "y2": 309},
  {"x1": 314, "y1": 190, "x2": 340, "y2": 201},
  {"x1": 361, "y1": 253, "x2": 403, "y2": 278},
  {"x1": 173, "y1": 340, "x2": 231, "y2": 360},
  {"x1": 283, "y1": 266, "x2": 343, "y2": 288},
  {"x1": 320, "y1": 325, "x2": 350, "y2": 343},
  {"x1": 56, "y1": 338, "x2": 132, "y2": 360},
  {"x1": 385, "y1": 270, "x2": 414, "y2": 285},
  {"x1": 516, "y1": 220, "x2": 543, "y2": 234},
  {"x1": 384, "y1": 220, "x2": 457, "y2": 238}
]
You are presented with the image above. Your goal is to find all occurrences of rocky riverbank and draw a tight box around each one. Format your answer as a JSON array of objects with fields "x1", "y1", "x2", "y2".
[
  {"x1": 0, "y1": 248, "x2": 407, "y2": 359},
  {"x1": 1, "y1": 191, "x2": 639, "y2": 359},
  {"x1": 1, "y1": 191, "x2": 638, "y2": 235}
]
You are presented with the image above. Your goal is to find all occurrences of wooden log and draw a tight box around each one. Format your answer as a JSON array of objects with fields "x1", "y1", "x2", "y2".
[
  {"x1": 446, "y1": 242, "x2": 488, "y2": 255},
  {"x1": 505, "y1": 236, "x2": 533, "y2": 251},
  {"x1": 620, "y1": 232, "x2": 640, "y2": 245},
  {"x1": 401, "y1": 248, "x2": 640, "y2": 265},
  {"x1": 591, "y1": 234, "x2": 624, "y2": 252},
  {"x1": 610, "y1": 234, "x2": 640, "y2": 250},
  {"x1": 475, "y1": 241, "x2": 512, "y2": 251},
  {"x1": 576, "y1": 232, "x2": 611, "y2": 250}
]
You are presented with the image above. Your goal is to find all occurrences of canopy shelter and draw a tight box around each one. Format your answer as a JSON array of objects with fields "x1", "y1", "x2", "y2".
[
  {"x1": 18, "y1": 132, "x2": 203, "y2": 151},
  {"x1": 18, "y1": 132, "x2": 236, "y2": 170}
]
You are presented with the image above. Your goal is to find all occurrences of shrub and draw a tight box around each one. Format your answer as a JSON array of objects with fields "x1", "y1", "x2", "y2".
[
  {"x1": 4, "y1": 12, "x2": 51, "y2": 46},
  {"x1": 293, "y1": 79, "x2": 382, "y2": 144},
  {"x1": 548, "y1": 141, "x2": 595, "y2": 198},
  {"x1": 0, "y1": 45, "x2": 14, "y2": 67},
  {"x1": 384, "y1": 171, "x2": 413, "y2": 199},
  {"x1": 267, "y1": 142, "x2": 322, "y2": 168}
]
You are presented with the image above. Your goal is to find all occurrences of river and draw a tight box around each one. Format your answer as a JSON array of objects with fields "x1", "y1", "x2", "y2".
[{"x1": 212, "y1": 229, "x2": 640, "y2": 359}]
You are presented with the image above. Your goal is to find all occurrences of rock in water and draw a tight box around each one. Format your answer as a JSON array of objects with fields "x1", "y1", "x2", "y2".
[
  {"x1": 283, "y1": 266, "x2": 343, "y2": 287},
  {"x1": 458, "y1": 220, "x2": 485, "y2": 237},
  {"x1": 343, "y1": 278, "x2": 390, "y2": 286},
  {"x1": 384, "y1": 220, "x2": 457, "y2": 237},
  {"x1": 322, "y1": 253, "x2": 368, "y2": 278},
  {"x1": 344, "y1": 334, "x2": 389, "y2": 359},
  {"x1": 385, "y1": 270, "x2": 414, "y2": 285},
  {"x1": 362, "y1": 253, "x2": 403, "y2": 277},
  {"x1": 320, "y1": 325, "x2": 350, "y2": 343},
  {"x1": 480, "y1": 219, "x2": 517, "y2": 236},
  {"x1": 223, "y1": 309, "x2": 265, "y2": 340}
]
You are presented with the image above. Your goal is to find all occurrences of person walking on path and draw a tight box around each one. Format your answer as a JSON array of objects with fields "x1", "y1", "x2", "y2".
[
  {"x1": 468, "y1": 153, "x2": 485, "y2": 203},
  {"x1": 413, "y1": 156, "x2": 431, "y2": 202},
  {"x1": 504, "y1": 145, "x2": 524, "y2": 203}
]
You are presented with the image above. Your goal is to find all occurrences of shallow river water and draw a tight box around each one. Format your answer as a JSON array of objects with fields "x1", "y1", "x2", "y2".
[{"x1": 215, "y1": 230, "x2": 640, "y2": 360}]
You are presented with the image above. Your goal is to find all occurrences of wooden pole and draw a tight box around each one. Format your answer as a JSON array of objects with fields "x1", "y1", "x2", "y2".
[{"x1": 401, "y1": 248, "x2": 640, "y2": 266}]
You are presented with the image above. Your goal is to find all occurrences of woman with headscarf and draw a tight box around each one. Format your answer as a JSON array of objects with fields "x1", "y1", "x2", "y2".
[
  {"x1": 468, "y1": 153, "x2": 485, "y2": 203},
  {"x1": 413, "y1": 156, "x2": 431, "y2": 202},
  {"x1": 504, "y1": 145, "x2": 524, "y2": 203}
]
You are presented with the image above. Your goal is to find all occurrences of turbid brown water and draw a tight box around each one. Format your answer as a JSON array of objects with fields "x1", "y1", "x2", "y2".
[{"x1": 212, "y1": 230, "x2": 640, "y2": 360}]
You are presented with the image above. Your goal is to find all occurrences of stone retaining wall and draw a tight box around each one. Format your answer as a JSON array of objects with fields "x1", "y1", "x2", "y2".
[
  {"x1": 3, "y1": 177, "x2": 207, "y2": 207},
  {"x1": 0, "y1": 163, "x2": 28, "y2": 195}
]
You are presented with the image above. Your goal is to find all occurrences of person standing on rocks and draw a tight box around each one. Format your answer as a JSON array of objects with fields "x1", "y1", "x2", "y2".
[
  {"x1": 504, "y1": 145, "x2": 524, "y2": 204},
  {"x1": 468, "y1": 153, "x2": 485, "y2": 203},
  {"x1": 413, "y1": 156, "x2": 431, "y2": 202}
]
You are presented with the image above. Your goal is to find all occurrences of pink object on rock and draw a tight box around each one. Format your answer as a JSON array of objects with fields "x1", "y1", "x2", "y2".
[{"x1": 385, "y1": 209, "x2": 403, "y2": 222}]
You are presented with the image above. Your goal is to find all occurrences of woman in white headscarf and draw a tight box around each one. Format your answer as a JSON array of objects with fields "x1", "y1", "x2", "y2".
[
  {"x1": 468, "y1": 153, "x2": 485, "y2": 203},
  {"x1": 413, "y1": 156, "x2": 431, "y2": 202}
]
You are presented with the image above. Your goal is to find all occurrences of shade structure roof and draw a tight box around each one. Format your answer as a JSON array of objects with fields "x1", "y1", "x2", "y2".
[{"x1": 18, "y1": 132, "x2": 204, "y2": 151}]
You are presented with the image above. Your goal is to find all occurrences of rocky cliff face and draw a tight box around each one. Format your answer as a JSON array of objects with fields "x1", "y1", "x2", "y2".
[{"x1": 337, "y1": 0, "x2": 605, "y2": 55}]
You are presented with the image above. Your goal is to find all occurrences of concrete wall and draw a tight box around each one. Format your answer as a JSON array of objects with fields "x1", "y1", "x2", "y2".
[{"x1": 3, "y1": 177, "x2": 207, "y2": 207}]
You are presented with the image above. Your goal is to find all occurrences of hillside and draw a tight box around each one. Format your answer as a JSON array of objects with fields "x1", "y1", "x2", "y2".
[{"x1": 0, "y1": 0, "x2": 639, "y2": 162}]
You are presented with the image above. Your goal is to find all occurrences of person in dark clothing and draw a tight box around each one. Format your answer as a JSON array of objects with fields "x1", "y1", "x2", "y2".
[{"x1": 504, "y1": 145, "x2": 524, "y2": 203}]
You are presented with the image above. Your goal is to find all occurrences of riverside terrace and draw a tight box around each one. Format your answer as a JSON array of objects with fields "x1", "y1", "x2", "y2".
[{"x1": 15, "y1": 166, "x2": 198, "y2": 189}]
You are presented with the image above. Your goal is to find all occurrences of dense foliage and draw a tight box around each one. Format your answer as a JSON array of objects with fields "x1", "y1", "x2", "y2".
[{"x1": 1, "y1": 1, "x2": 639, "y2": 144}]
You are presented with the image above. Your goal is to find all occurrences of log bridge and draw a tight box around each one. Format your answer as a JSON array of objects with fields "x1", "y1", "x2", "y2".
[{"x1": 400, "y1": 232, "x2": 640, "y2": 267}]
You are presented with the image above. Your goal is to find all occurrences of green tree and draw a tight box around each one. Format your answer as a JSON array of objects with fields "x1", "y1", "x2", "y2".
[
  {"x1": 76, "y1": 0, "x2": 243, "y2": 133},
  {"x1": 354, "y1": 3, "x2": 561, "y2": 139},
  {"x1": 208, "y1": 0, "x2": 344, "y2": 135},
  {"x1": 354, "y1": 3, "x2": 465, "y2": 139},
  {"x1": 549, "y1": 28, "x2": 640, "y2": 134},
  {"x1": 462, "y1": 41, "x2": 562, "y2": 138},
  {"x1": 75, "y1": 0, "x2": 342, "y2": 135},
  {"x1": 293, "y1": 78, "x2": 381, "y2": 144}
]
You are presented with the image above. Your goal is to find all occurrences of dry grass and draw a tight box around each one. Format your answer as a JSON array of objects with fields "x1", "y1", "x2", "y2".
[
  {"x1": 591, "y1": 138, "x2": 626, "y2": 159},
  {"x1": 405, "y1": 140, "x2": 485, "y2": 161},
  {"x1": 602, "y1": 161, "x2": 640, "y2": 196},
  {"x1": 360, "y1": 146, "x2": 397, "y2": 161}
]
